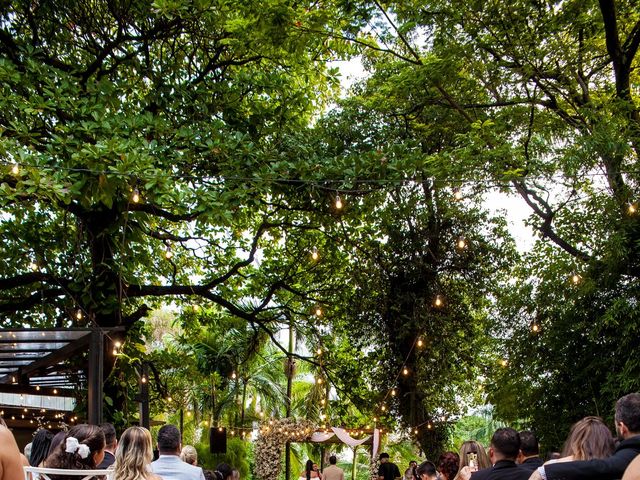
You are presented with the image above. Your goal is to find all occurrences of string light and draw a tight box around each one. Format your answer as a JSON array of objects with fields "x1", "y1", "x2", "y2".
[
  {"x1": 114, "y1": 341, "x2": 122, "y2": 348},
  {"x1": 434, "y1": 295, "x2": 443, "y2": 307},
  {"x1": 315, "y1": 307, "x2": 322, "y2": 317},
  {"x1": 417, "y1": 338, "x2": 424, "y2": 347},
  {"x1": 75, "y1": 309, "x2": 83, "y2": 320},
  {"x1": 456, "y1": 237, "x2": 467, "y2": 249},
  {"x1": 402, "y1": 367, "x2": 409, "y2": 376},
  {"x1": 571, "y1": 273, "x2": 582, "y2": 285},
  {"x1": 391, "y1": 388, "x2": 396, "y2": 396},
  {"x1": 29, "y1": 261, "x2": 38, "y2": 271},
  {"x1": 335, "y1": 195, "x2": 343, "y2": 210},
  {"x1": 311, "y1": 247, "x2": 319, "y2": 261},
  {"x1": 141, "y1": 376, "x2": 147, "y2": 383},
  {"x1": 628, "y1": 203, "x2": 637, "y2": 214},
  {"x1": 231, "y1": 371, "x2": 237, "y2": 380},
  {"x1": 132, "y1": 188, "x2": 140, "y2": 203},
  {"x1": 164, "y1": 245, "x2": 173, "y2": 259},
  {"x1": 316, "y1": 377, "x2": 323, "y2": 384},
  {"x1": 316, "y1": 347, "x2": 322, "y2": 355},
  {"x1": 531, "y1": 321, "x2": 540, "y2": 333}
]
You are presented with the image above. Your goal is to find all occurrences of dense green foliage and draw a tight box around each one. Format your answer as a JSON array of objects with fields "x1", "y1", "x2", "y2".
[{"x1": 2, "y1": 0, "x2": 640, "y2": 462}]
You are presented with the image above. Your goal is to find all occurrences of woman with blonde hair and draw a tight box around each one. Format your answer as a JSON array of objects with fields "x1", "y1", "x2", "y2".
[
  {"x1": 114, "y1": 426, "x2": 161, "y2": 480},
  {"x1": 548, "y1": 416, "x2": 614, "y2": 463},
  {"x1": 181, "y1": 445, "x2": 198, "y2": 466}
]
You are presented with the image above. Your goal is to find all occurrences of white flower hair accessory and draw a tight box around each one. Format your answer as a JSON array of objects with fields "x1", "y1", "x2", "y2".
[{"x1": 65, "y1": 437, "x2": 91, "y2": 459}]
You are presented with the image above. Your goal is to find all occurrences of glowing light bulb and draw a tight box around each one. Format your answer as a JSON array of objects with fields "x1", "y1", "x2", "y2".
[
  {"x1": 391, "y1": 389, "x2": 396, "y2": 396},
  {"x1": 402, "y1": 367, "x2": 409, "y2": 376},
  {"x1": 231, "y1": 371, "x2": 237, "y2": 380},
  {"x1": 381, "y1": 405, "x2": 386, "y2": 411},
  {"x1": 321, "y1": 399, "x2": 326, "y2": 405},
  {"x1": 427, "y1": 423, "x2": 432, "y2": 429},
  {"x1": 571, "y1": 273, "x2": 581, "y2": 284},
  {"x1": 629, "y1": 203, "x2": 637, "y2": 214},
  {"x1": 316, "y1": 377, "x2": 323, "y2": 384},
  {"x1": 414, "y1": 429, "x2": 418, "y2": 434},
  {"x1": 434, "y1": 295, "x2": 443, "y2": 307},
  {"x1": 453, "y1": 188, "x2": 463, "y2": 201},
  {"x1": 164, "y1": 245, "x2": 173, "y2": 259},
  {"x1": 531, "y1": 322, "x2": 540, "y2": 333},
  {"x1": 75, "y1": 309, "x2": 83, "y2": 320},
  {"x1": 417, "y1": 338, "x2": 424, "y2": 347},
  {"x1": 141, "y1": 376, "x2": 147, "y2": 384},
  {"x1": 311, "y1": 247, "x2": 319, "y2": 261},
  {"x1": 112, "y1": 348, "x2": 118, "y2": 355},
  {"x1": 317, "y1": 348, "x2": 322, "y2": 355},
  {"x1": 335, "y1": 195, "x2": 343, "y2": 210},
  {"x1": 11, "y1": 163, "x2": 19, "y2": 175},
  {"x1": 132, "y1": 188, "x2": 140, "y2": 203},
  {"x1": 167, "y1": 396, "x2": 172, "y2": 402},
  {"x1": 114, "y1": 341, "x2": 122, "y2": 348},
  {"x1": 53, "y1": 389, "x2": 58, "y2": 394},
  {"x1": 29, "y1": 261, "x2": 38, "y2": 271},
  {"x1": 500, "y1": 359, "x2": 508, "y2": 367},
  {"x1": 456, "y1": 237, "x2": 467, "y2": 249},
  {"x1": 315, "y1": 307, "x2": 322, "y2": 317}
]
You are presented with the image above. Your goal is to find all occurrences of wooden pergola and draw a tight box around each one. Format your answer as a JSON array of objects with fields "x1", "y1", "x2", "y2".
[{"x1": 0, "y1": 327, "x2": 123, "y2": 428}]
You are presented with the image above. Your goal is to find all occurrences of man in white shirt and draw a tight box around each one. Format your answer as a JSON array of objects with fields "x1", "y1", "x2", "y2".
[{"x1": 151, "y1": 425, "x2": 205, "y2": 480}]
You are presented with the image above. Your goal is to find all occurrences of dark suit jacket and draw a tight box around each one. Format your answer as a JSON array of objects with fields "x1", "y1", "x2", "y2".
[
  {"x1": 97, "y1": 450, "x2": 115, "y2": 469},
  {"x1": 518, "y1": 457, "x2": 543, "y2": 473},
  {"x1": 545, "y1": 434, "x2": 640, "y2": 480},
  {"x1": 471, "y1": 460, "x2": 532, "y2": 480}
]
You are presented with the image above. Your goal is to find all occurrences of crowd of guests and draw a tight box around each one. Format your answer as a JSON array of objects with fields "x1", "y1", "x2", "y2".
[
  {"x1": 379, "y1": 392, "x2": 640, "y2": 480},
  {"x1": 0, "y1": 420, "x2": 240, "y2": 480},
  {"x1": 2, "y1": 392, "x2": 640, "y2": 480}
]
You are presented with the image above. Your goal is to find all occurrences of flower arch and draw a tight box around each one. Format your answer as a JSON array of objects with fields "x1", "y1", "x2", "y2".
[{"x1": 254, "y1": 417, "x2": 317, "y2": 480}]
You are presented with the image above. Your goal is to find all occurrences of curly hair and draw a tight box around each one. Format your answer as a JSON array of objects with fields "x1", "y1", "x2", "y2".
[
  {"x1": 438, "y1": 452, "x2": 459, "y2": 480},
  {"x1": 42, "y1": 424, "x2": 105, "y2": 479},
  {"x1": 181, "y1": 445, "x2": 198, "y2": 465},
  {"x1": 114, "y1": 427, "x2": 155, "y2": 480}
]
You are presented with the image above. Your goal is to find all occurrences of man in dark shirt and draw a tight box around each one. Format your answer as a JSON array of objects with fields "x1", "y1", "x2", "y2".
[
  {"x1": 517, "y1": 432, "x2": 543, "y2": 473},
  {"x1": 378, "y1": 453, "x2": 401, "y2": 480},
  {"x1": 530, "y1": 393, "x2": 640, "y2": 480},
  {"x1": 460, "y1": 428, "x2": 531, "y2": 480}
]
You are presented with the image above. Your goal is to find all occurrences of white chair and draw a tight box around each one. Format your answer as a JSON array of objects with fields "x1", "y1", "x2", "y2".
[{"x1": 24, "y1": 466, "x2": 114, "y2": 480}]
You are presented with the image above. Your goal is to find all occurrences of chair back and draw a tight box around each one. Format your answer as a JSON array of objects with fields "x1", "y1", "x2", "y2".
[{"x1": 24, "y1": 466, "x2": 114, "y2": 480}]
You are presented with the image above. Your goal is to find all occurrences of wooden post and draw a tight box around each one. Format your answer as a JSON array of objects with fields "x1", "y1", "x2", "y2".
[{"x1": 88, "y1": 329, "x2": 104, "y2": 425}]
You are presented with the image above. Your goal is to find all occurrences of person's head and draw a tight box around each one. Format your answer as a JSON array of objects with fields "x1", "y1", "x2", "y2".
[
  {"x1": 409, "y1": 461, "x2": 417, "y2": 468},
  {"x1": 438, "y1": 452, "x2": 459, "y2": 480},
  {"x1": 204, "y1": 471, "x2": 216, "y2": 480},
  {"x1": 214, "y1": 463, "x2": 233, "y2": 480},
  {"x1": 157, "y1": 424, "x2": 181, "y2": 455},
  {"x1": 517, "y1": 431, "x2": 539, "y2": 463},
  {"x1": 615, "y1": 393, "x2": 640, "y2": 439},
  {"x1": 232, "y1": 469, "x2": 240, "y2": 480},
  {"x1": 561, "y1": 416, "x2": 614, "y2": 460},
  {"x1": 114, "y1": 426, "x2": 155, "y2": 480},
  {"x1": 305, "y1": 460, "x2": 314, "y2": 472},
  {"x1": 50, "y1": 431, "x2": 66, "y2": 454},
  {"x1": 100, "y1": 423, "x2": 117, "y2": 451},
  {"x1": 458, "y1": 441, "x2": 491, "y2": 470},
  {"x1": 329, "y1": 456, "x2": 337, "y2": 465},
  {"x1": 489, "y1": 428, "x2": 521, "y2": 462},
  {"x1": 380, "y1": 453, "x2": 390, "y2": 464},
  {"x1": 416, "y1": 461, "x2": 438, "y2": 480},
  {"x1": 313, "y1": 464, "x2": 319, "y2": 472},
  {"x1": 44, "y1": 424, "x2": 106, "y2": 473},
  {"x1": 181, "y1": 445, "x2": 198, "y2": 465},
  {"x1": 30, "y1": 428, "x2": 54, "y2": 467}
]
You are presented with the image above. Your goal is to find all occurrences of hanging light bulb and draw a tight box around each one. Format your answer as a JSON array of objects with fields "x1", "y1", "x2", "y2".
[
  {"x1": 316, "y1": 377, "x2": 323, "y2": 384},
  {"x1": 402, "y1": 367, "x2": 409, "y2": 376},
  {"x1": 391, "y1": 389, "x2": 396, "y2": 396},
  {"x1": 141, "y1": 376, "x2": 147, "y2": 384},
  {"x1": 571, "y1": 273, "x2": 581, "y2": 285},
  {"x1": 628, "y1": 203, "x2": 637, "y2": 214},
  {"x1": 114, "y1": 341, "x2": 122, "y2": 348},
  {"x1": 453, "y1": 188, "x2": 463, "y2": 201},
  {"x1": 381, "y1": 405, "x2": 387, "y2": 411},
  {"x1": 335, "y1": 195, "x2": 343, "y2": 210},
  {"x1": 132, "y1": 188, "x2": 140, "y2": 203},
  {"x1": 231, "y1": 371, "x2": 237, "y2": 380},
  {"x1": 11, "y1": 163, "x2": 19, "y2": 175},
  {"x1": 75, "y1": 309, "x2": 83, "y2": 320},
  {"x1": 434, "y1": 295, "x2": 443, "y2": 307},
  {"x1": 316, "y1": 347, "x2": 322, "y2": 355},
  {"x1": 164, "y1": 244, "x2": 173, "y2": 259},
  {"x1": 315, "y1": 307, "x2": 322, "y2": 317},
  {"x1": 29, "y1": 261, "x2": 38, "y2": 271},
  {"x1": 531, "y1": 321, "x2": 540, "y2": 333},
  {"x1": 417, "y1": 338, "x2": 424, "y2": 347},
  {"x1": 500, "y1": 359, "x2": 508, "y2": 367},
  {"x1": 456, "y1": 237, "x2": 467, "y2": 249},
  {"x1": 311, "y1": 247, "x2": 319, "y2": 261}
]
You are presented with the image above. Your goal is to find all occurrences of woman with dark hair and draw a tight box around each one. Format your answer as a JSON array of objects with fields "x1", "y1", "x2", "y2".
[
  {"x1": 416, "y1": 461, "x2": 439, "y2": 480},
  {"x1": 214, "y1": 463, "x2": 233, "y2": 480},
  {"x1": 438, "y1": 452, "x2": 460, "y2": 480},
  {"x1": 299, "y1": 460, "x2": 322, "y2": 480},
  {"x1": 30, "y1": 429, "x2": 54, "y2": 467},
  {"x1": 42, "y1": 424, "x2": 106, "y2": 479}
]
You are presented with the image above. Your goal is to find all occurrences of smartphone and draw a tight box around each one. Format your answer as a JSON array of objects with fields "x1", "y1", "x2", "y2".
[{"x1": 467, "y1": 453, "x2": 478, "y2": 472}]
